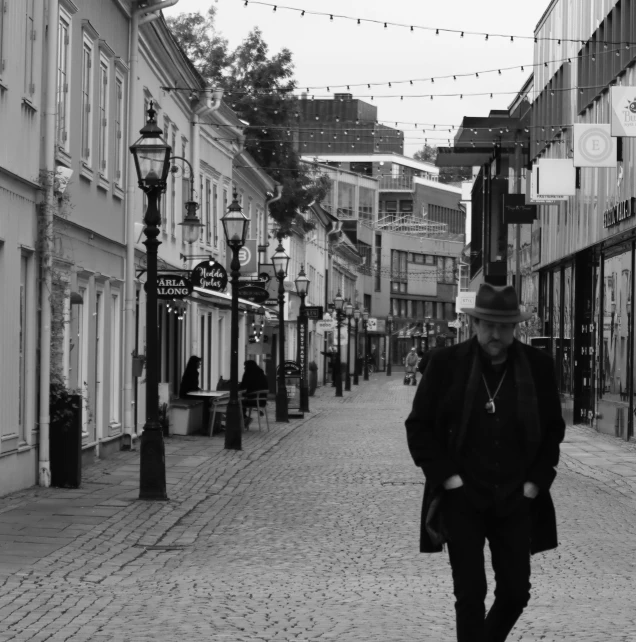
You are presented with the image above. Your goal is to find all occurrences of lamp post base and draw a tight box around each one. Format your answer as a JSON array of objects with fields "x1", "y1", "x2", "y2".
[
  {"x1": 300, "y1": 384, "x2": 309, "y2": 413},
  {"x1": 139, "y1": 427, "x2": 167, "y2": 501},
  {"x1": 276, "y1": 387, "x2": 289, "y2": 422},
  {"x1": 345, "y1": 372, "x2": 351, "y2": 391},
  {"x1": 224, "y1": 400, "x2": 242, "y2": 450}
]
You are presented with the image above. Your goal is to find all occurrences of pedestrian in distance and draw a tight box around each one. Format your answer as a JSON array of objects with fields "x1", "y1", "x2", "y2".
[
  {"x1": 418, "y1": 334, "x2": 447, "y2": 375},
  {"x1": 240, "y1": 359, "x2": 268, "y2": 427},
  {"x1": 179, "y1": 355, "x2": 201, "y2": 399},
  {"x1": 404, "y1": 346, "x2": 419, "y2": 385},
  {"x1": 405, "y1": 283, "x2": 566, "y2": 642}
]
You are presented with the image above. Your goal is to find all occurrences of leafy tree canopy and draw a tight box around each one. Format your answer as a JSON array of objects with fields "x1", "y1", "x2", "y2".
[
  {"x1": 412, "y1": 144, "x2": 473, "y2": 185},
  {"x1": 167, "y1": 7, "x2": 330, "y2": 236}
]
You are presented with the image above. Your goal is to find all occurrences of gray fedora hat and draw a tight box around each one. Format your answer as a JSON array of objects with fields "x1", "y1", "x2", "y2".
[{"x1": 464, "y1": 283, "x2": 532, "y2": 324}]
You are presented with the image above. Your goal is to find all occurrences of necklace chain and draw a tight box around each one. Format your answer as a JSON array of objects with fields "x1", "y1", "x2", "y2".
[{"x1": 482, "y1": 369, "x2": 507, "y2": 404}]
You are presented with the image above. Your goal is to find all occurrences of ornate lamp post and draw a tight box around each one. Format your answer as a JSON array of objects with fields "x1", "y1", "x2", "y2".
[
  {"x1": 129, "y1": 102, "x2": 172, "y2": 501},
  {"x1": 424, "y1": 316, "x2": 432, "y2": 352},
  {"x1": 295, "y1": 265, "x2": 310, "y2": 413},
  {"x1": 386, "y1": 313, "x2": 393, "y2": 376},
  {"x1": 362, "y1": 308, "x2": 370, "y2": 381},
  {"x1": 220, "y1": 191, "x2": 249, "y2": 450},
  {"x1": 344, "y1": 301, "x2": 353, "y2": 391},
  {"x1": 272, "y1": 242, "x2": 290, "y2": 422},
  {"x1": 334, "y1": 291, "x2": 344, "y2": 397},
  {"x1": 353, "y1": 306, "x2": 361, "y2": 385}
]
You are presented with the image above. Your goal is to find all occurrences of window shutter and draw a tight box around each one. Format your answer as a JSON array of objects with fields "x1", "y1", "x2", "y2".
[
  {"x1": 101, "y1": 160, "x2": 106, "y2": 170},
  {"x1": 64, "y1": 34, "x2": 69, "y2": 45},
  {"x1": 62, "y1": 131, "x2": 68, "y2": 142},
  {"x1": 116, "y1": 170, "x2": 121, "y2": 180},
  {"x1": 63, "y1": 82, "x2": 68, "y2": 93}
]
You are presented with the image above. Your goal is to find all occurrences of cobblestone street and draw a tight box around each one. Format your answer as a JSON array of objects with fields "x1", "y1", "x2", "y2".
[{"x1": 1, "y1": 376, "x2": 636, "y2": 641}]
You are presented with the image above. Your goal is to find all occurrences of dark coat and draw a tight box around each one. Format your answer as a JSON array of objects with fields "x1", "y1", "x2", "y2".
[
  {"x1": 405, "y1": 337, "x2": 565, "y2": 555},
  {"x1": 240, "y1": 361, "x2": 269, "y2": 407}
]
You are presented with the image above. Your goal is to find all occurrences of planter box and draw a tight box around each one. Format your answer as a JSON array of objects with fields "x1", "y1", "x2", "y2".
[{"x1": 169, "y1": 399, "x2": 205, "y2": 435}]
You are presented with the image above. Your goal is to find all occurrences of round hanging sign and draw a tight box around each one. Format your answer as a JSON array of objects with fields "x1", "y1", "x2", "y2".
[{"x1": 190, "y1": 260, "x2": 228, "y2": 292}]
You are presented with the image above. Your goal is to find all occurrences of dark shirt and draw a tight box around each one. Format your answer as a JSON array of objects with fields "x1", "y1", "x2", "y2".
[{"x1": 460, "y1": 349, "x2": 527, "y2": 510}]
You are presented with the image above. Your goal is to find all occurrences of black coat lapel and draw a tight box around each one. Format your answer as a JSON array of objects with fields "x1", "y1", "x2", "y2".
[{"x1": 455, "y1": 339, "x2": 481, "y2": 453}]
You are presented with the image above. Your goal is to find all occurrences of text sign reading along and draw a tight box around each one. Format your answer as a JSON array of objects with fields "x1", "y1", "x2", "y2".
[
  {"x1": 190, "y1": 260, "x2": 228, "y2": 292},
  {"x1": 147, "y1": 274, "x2": 193, "y2": 300}
]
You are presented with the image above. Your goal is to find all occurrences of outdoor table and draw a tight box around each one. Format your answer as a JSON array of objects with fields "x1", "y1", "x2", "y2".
[{"x1": 187, "y1": 390, "x2": 245, "y2": 432}]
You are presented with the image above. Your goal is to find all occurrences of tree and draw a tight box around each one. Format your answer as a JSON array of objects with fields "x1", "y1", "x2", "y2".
[
  {"x1": 412, "y1": 144, "x2": 473, "y2": 185},
  {"x1": 167, "y1": 8, "x2": 330, "y2": 236}
]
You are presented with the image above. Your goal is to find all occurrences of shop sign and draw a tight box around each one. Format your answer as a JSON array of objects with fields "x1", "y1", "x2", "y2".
[
  {"x1": 536, "y1": 159, "x2": 576, "y2": 197},
  {"x1": 191, "y1": 260, "x2": 228, "y2": 292},
  {"x1": 610, "y1": 86, "x2": 636, "y2": 137},
  {"x1": 527, "y1": 165, "x2": 568, "y2": 203},
  {"x1": 573, "y1": 124, "x2": 617, "y2": 168},
  {"x1": 366, "y1": 317, "x2": 378, "y2": 332},
  {"x1": 147, "y1": 274, "x2": 193, "y2": 300},
  {"x1": 303, "y1": 306, "x2": 323, "y2": 319},
  {"x1": 226, "y1": 239, "x2": 258, "y2": 274},
  {"x1": 277, "y1": 361, "x2": 302, "y2": 414},
  {"x1": 456, "y1": 291, "x2": 476, "y2": 312},
  {"x1": 503, "y1": 194, "x2": 537, "y2": 224},
  {"x1": 316, "y1": 319, "x2": 335, "y2": 332},
  {"x1": 603, "y1": 197, "x2": 636, "y2": 228},
  {"x1": 238, "y1": 285, "x2": 269, "y2": 303}
]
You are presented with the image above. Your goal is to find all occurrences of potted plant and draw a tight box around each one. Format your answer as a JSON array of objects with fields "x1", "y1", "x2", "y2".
[{"x1": 308, "y1": 361, "x2": 318, "y2": 396}]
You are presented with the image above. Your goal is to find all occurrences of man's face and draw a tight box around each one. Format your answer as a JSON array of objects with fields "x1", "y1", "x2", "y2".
[{"x1": 474, "y1": 319, "x2": 516, "y2": 361}]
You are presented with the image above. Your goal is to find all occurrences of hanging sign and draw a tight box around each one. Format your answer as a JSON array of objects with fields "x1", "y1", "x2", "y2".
[
  {"x1": 573, "y1": 124, "x2": 617, "y2": 167},
  {"x1": 503, "y1": 194, "x2": 537, "y2": 224},
  {"x1": 610, "y1": 86, "x2": 636, "y2": 137},
  {"x1": 226, "y1": 239, "x2": 258, "y2": 274},
  {"x1": 146, "y1": 274, "x2": 193, "y2": 300},
  {"x1": 527, "y1": 166, "x2": 567, "y2": 203},
  {"x1": 303, "y1": 306, "x2": 323, "y2": 319},
  {"x1": 316, "y1": 319, "x2": 336, "y2": 332},
  {"x1": 190, "y1": 260, "x2": 228, "y2": 292},
  {"x1": 536, "y1": 159, "x2": 576, "y2": 197},
  {"x1": 238, "y1": 285, "x2": 269, "y2": 303},
  {"x1": 456, "y1": 291, "x2": 476, "y2": 311}
]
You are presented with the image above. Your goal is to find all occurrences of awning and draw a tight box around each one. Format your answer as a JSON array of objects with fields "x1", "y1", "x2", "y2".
[{"x1": 192, "y1": 286, "x2": 278, "y2": 317}]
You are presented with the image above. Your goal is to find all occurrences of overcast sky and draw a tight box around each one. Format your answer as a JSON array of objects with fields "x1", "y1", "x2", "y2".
[{"x1": 163, "y1": 0, "x2": 549, "y2": 157}]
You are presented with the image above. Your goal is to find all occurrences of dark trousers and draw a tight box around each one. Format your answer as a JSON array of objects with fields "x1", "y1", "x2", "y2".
[{"x1": 443, "y1": 488, "x2": 532, "y2": 642}]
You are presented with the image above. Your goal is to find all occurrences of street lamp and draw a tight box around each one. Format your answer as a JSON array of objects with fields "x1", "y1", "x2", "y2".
[
  {"x1": 424, "y1": 316, "x2": 432, "y2": 352},
  {"x1": 362, "y1": 308, "x2": 370, "y2": 381},
  {"x1": 386, "y1": 313, "x2": 393, "y2": 376},
  {"x1": 272, "y1": 241, "x2": 290, "y2": 421},
  {"x1": 344, "y1": 301, "x2": 353, "y2": 391},
  {"x1": 333, "y1": 291, "x2": 344, "y2": 397},
  {"x1": 294, "y1": 265, "x2": 310, "y2": 413},
  {"x1": 353, "y1": 305, "x2": 361, "y2": 385},
  {"x1": 221, "y1": 191, "x2": 249, "y2": 450},
  {"x1": 170, "y1": 155, "x2": 204, "y2": 244},
  {"x1": 129, "y1": 101, "x2": 171, "y2": 500}
]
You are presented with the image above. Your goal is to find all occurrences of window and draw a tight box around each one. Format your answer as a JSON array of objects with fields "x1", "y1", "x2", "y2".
[
  {"x1": 110, "y1": 292, "x2": 120, "y2": 424},
  {"x1": 98, "y1": 55, "x2": 109, "y2": 177},
  {"x1": 359, "y1": 186, "x2": 374, "y2": 222},
  {"x1": 212, "y1": 183, "x2": 218, "y2": 246},
  {"x1": 337, "y1": 182, "x2": 355, "y2": 218},
  {"x1": 205, "y1": 178, "x2": 211, "y2": 244},
  {"x1": 162, "y1": 120, "x2": 169, "y2": 229},
  {"x1": 81, "y1": 35, "x2": 94, "y2": 163},
  {"x1": 170, "y1": 130, "x2": 177, "y2": 235},
  {"x1": 199, "y1": 174, "x2": 204, "y2": 244},
  {"x1": 24, "y1": 0, "x2": 36, "y2": 97},
  {"x1": 56, "y1": 11, "x2": 72, "y2": 149},
  {"x1": 114, "y1": 73, "x2": 124, "y2": 184}
]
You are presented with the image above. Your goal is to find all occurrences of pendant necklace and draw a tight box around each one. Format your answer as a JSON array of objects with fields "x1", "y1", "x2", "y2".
[{"x1": 482, "y1": 369, "x2": 507, "y2": 414}]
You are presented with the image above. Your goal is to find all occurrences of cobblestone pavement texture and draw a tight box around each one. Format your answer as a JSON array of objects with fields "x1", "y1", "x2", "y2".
[{"x1": 0, "y1": 376, "x2": 636, "y2": 641}]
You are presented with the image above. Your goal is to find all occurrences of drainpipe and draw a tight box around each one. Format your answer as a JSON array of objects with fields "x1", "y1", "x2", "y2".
[
  {"x1": 189, "y1": 88, "x2": 223, "y2": 357},
  {"x1": 38, "y1": 0, "x2": 60, "y2": 486},
  {"x1": 122, "y1": 0, "x2": 179, "y2": 449}
]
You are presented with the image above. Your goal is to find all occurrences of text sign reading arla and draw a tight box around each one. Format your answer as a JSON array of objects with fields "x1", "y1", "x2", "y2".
[
  {"x1": 190, "y1": 260, "x2": 228, "y2": 292},
  {"x1": 146, "y1": 274, "x2": 193, "y2": 300}
]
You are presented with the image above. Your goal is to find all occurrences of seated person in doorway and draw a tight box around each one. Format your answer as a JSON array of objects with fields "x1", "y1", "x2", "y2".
[
  {"x1": 240, "y1": 359, "x2": 269, "y2": 426},
  {"x1": 179, "y1": 355, "x2": 202, "y2": 399}
]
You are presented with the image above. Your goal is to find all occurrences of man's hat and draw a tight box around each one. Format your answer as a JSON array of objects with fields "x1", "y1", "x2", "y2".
[{"x1": 464, "y1": 283, "x2": 532, "y2": 324}]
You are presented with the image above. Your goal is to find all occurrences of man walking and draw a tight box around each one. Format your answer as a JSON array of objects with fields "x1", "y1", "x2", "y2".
[{"x1": 405, "y1": 283, "x2": 565, "y2": 642}]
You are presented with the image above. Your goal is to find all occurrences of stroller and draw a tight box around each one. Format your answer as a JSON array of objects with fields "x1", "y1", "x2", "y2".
[{"x1": 403, "y1": 371, "x2": 417, "y2": 386}]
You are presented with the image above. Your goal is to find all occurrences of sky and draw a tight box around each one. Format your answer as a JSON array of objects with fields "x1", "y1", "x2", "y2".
[{"x1": 163, "y1": 0, "x2": 550, "y2": 157}]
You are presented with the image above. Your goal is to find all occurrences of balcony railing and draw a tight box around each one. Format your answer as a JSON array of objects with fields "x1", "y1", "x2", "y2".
[{"x1": 379, "y1": 175, "x2": 414, "y2": 191}]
